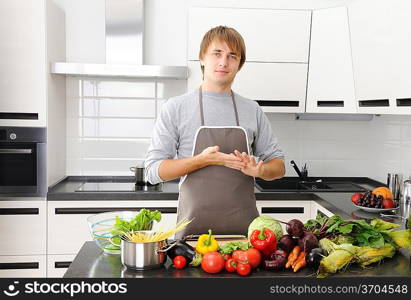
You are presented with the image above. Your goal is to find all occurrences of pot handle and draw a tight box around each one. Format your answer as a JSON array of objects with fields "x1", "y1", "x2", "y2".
[
  {"x1": 156, "y1": 240, "x2": 179, "y2": 253},
  {"x1": 109, "y1": 237, "x2": 121, "y2": 247}
]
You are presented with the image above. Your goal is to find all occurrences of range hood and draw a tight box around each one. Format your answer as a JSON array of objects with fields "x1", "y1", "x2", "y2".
[{"x1": 51, "y1": 0, "x2": 187, "y2": 79}]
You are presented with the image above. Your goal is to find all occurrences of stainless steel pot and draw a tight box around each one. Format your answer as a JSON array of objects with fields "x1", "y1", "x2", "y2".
[
  {"x1": 119, "y1": 237, "x2": 173, "y2": 270},
  {"x1": 130, "y1": 166, "x2": 148, "y2": 185}
]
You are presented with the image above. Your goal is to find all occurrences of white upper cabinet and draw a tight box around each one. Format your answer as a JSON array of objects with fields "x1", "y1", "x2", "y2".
[
  {"x1": 187, "y1": 7, "x2": 311, "y2": 112},
  {"x1": 306, "y1": 7, "x2": 356, "y2": 113},
  {"x1": 188, "y1": 7, "x2": 311, "y2": 63},
  {"x1": 348, "y1": 0, "x2": 411, "y2": 114},
  {"x1": 0, "y1": 0, "x2": 47, "y2": 126},
  {"x1": 188, "y1": 61, "x2": 307, "y2": 113}
]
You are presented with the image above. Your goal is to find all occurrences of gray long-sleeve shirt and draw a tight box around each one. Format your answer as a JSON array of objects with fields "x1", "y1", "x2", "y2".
[{"x1": 144, "y1": 89, "x2": 285, "y2": 185}]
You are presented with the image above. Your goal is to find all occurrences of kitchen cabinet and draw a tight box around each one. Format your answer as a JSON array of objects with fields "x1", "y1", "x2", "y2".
[
  {"x1": 310, "y1": 202, "x2": 334, "y2": 219},
  {"x1": 0, "y1": 200, "x2": 46, "y2": 256},
  {"x1": 47, "y1": 201, "x2": 178, "y2": 255},
  {"x1": 348, "y1": 0, "x2": 411, "y2": 114},
  {"x1": 188, "y1": 7, "x2": 311, "y2": 63},
  {"x1": 0, "y1": 255, "x2": 46, "y2": 278},
  {"x1": 187, "y1": 7, "x2": 310, "y2": 113},
  {"x1": 0, "y1": 0, "x2": 65, "y2": 127},
  {"x1": 256, "y1": 201, "x2": 311, "y2": 232},
  {"x1": 47, "y1": 254, "x2": 76, "y2": 278},
  {"x1": 306, "y1": 7, "x2": 356, "y2": 114},
  {"x1": 188, "y1": 61, "x2": 308, "y2": 113}
]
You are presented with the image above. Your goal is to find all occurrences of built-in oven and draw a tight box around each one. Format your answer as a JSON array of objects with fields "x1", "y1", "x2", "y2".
[{"x1": 0, "y1": 127, "x2": 46, "y2": 197}]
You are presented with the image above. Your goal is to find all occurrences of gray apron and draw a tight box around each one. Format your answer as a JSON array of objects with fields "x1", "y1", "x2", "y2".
[{"x1": 175, "y1": 87, "x2": 259, "y2": 239}]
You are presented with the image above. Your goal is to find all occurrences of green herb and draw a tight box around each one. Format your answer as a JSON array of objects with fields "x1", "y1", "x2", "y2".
[
  {"x1": 305, "y1": 214, "x2": 399, "y2": 248},
  {"x1": 111, "y1": 209, "x2": 161, "y2": 236},
  {"x1": 218, "y1": 241, "x2": 250, "y2": 254}
]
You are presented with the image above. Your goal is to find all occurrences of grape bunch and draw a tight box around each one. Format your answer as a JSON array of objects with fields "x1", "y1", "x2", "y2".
[{"x1": 357, "y1": 191, "x2": 384, "y2": 208}]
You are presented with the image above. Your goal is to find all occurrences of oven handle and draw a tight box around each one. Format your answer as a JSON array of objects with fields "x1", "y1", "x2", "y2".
[{"x1": 0, "y1": 149, "x2": 32, "y2": 154}]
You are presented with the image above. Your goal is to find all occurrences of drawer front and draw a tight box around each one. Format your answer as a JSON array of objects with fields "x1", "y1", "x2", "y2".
[
  {"x1": 256, "y1": 201, "x2": 312, "y2": 232},
  {"x1": 0, "y1": 255, "x2": 46, "y2": 277},
  {"x1": 47, "y1": 254, "x2": 76, "y2": 278},
  {"x1": 48, "y1": 201, "x2": 178, "y2": 255},
  {"x1": 0, "y1": 201, "x2": 46, "y2": 255}
]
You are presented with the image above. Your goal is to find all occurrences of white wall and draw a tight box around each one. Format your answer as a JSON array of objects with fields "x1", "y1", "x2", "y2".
[{"x1": 58, "y1": 0, "x2": 411, "y2": 183}]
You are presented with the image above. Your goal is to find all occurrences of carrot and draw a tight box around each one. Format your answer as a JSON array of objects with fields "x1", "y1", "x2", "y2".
[
  {"x1": 286, "y1": 246, "x2": 301, "y2": 268},
  {"x1": 293, "y1": 252, "x2": 307, "y2": 272}
]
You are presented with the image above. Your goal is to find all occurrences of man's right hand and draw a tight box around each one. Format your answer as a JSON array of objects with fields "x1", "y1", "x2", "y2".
[{"x1": 197, "y1": 145, "x2": 246, "y2": 170}]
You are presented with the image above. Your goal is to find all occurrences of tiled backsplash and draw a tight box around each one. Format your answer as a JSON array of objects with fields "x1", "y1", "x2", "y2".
[
  {"x1": 66, "y1": 77, "x2": 185, "y2": 175},
  {"x1": 66, "y1": 78, "x2": 411, "y2": 182}
]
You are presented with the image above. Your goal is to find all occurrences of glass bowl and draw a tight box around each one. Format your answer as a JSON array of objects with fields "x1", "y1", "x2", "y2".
[{"x1": 87, "y1": 210, "x2": 153, "y2": 255}]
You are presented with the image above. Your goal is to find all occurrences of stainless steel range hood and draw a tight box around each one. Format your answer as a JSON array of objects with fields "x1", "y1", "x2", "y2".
[{"x1": 51, "y1": 0, "x2": 187, "y2": 79}]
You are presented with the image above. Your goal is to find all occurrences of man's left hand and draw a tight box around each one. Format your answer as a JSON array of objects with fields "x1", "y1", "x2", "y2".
[{"x1": 233, "y1": 150, "x2": 263, "y2": 178}]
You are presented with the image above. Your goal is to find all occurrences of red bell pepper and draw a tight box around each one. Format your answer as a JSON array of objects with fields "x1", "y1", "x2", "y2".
[{"x1": 250, "y1": 228, "x2": 277, "y2": 257}]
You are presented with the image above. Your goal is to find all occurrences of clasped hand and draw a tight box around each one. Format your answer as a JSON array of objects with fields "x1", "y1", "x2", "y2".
[{"x1": 199, "y1": 146, "x2": 264, "y2": 177}]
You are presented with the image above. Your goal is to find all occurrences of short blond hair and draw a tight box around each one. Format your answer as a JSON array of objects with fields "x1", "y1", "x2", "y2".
[{"x1": 199, "y1": 26, "x2": 246, "y2": 75}]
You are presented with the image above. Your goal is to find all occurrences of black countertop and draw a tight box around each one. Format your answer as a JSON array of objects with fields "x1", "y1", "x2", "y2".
[
  {"x1": 62, "y1": 175, "x2": 410, "y2": 278},
  {"x1": 64, "y1": 241, "x2": 410, "y2": 278},
  {"x1": 47, "y1": 176, "x2": 382, "y2": 202}
]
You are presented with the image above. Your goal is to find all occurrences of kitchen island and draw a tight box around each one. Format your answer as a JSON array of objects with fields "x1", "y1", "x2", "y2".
[{"x1": 64, "y1": 241, "x2": 410, "y2": 278}]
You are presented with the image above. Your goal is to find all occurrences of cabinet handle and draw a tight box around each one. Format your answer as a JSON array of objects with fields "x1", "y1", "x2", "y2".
[
  {"x1": 396, "y1": 98, "x2": 411, "y2": 107},
  {"x1": 55, "y1": 207, "x2": 177, "y2": 214},
  {"x1": 0, "y1": 149, "x2": 33, "y2": 154},
  {"x1": 256, "y1": 100, "x2": 299, "y2": 107},
  {"x1": 317, "y1": 100, "x2": 344, "y2": 107},
  {"x1": 261, "y1": 207, "x2": 304, "y2": 214},
  {"x1": 0, "y1": 262, "x2": 39, "y2": 270},
  {"x1": 358, "y1": 99, "x2": 389, "y2": 107},
  {"x1": 0, "y1": 112, "x2": 39, "y2": 120},
  {"x1": 54, "y1": 261, "x2": 72, "y2": 269},
  {"x1": 0, "y1": 208, "x2": 39, "y2": 215}
]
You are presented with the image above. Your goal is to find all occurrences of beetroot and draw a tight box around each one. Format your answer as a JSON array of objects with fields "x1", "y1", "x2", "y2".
[{"x1": 278, "y1": 234, "x2": 297, "y2": 254}]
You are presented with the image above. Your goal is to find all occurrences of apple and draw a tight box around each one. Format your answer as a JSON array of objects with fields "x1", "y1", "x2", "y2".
[
  {"x1": 382, "y1": 198, "x2": 395, "y2": 209},
  {"x1": 351, "y1": 193, "x2": 362, "y2": 205}
]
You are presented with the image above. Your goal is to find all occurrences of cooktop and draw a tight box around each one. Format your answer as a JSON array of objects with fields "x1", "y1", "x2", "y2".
[{"x1": 75, "y1": 182, "x2": 163, "y2": 192}]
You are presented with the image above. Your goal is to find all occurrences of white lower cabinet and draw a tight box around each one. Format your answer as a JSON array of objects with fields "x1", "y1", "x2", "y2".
[
  {"x1": 0, "y1": 200, "x2": 46, "y2": 256},
  {"x1": 310, "y1": 202, "x2": 334, "y2": 219},
  {"x1": 47, "y1": 254, "x2": 76, "y2": 278},
  {"x1": 256, "y1": 201, "x2": 312, "y2": 232},
  {"x1": 0, "y1": 255, "x2": 46, "y2": 278},
  {"x1": 47, "y1": 200, "x2": 178, "y2": 258}
]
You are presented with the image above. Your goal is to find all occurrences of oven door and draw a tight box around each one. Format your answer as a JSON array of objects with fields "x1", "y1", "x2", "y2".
[{"x1": 0, "y1": 142, "x2": 39, "y2": 194}]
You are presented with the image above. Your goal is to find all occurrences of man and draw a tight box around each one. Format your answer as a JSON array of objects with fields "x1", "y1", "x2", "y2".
[{"x1": 145, "y1": 26, "x2": 285, "y2": 238}]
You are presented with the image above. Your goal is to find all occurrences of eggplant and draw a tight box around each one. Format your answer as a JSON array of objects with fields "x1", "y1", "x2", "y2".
[
  {"x1": 307, "y1": 247, "x2": 325, "y2": 268},
  {"x1": 166, "y1": 240, "x2": 202, "y2": 266}
]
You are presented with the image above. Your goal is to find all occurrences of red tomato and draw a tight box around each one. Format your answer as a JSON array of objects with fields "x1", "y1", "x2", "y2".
[
  {"x1": 173, "y1": 256, "x2": 187, "y2": 269},
  {"x1": 225, "y1": 258, "x2": 237, "y2": 272},
  {"x1": 236, "y1": 263, "x2": 252, "y2": 276},
  {"x1": 232, "y1": 249, "x2": 262, "y2": 269},
  {"x1": 245, "y1": 248, "x2": 262, "y2": 268},
  {"x1": 201, "y1": 252, "x2": 225, "y2": 274},
  {"x1": 221, "y1": 253, "x2": 232, "y2": 261},
  {"x1": 232, "y1": 250, "x2": 247, "y2": 263}
]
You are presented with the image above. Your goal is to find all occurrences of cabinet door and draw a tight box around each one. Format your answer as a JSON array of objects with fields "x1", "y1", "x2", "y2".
[
  {"x1": 47, "y1": 201, "x2": 178, "y2": 255},
  {"x1": 188, "y1": 7, "x2": 311, "y2": 63},
  {"x1": 0, "y1": 201, "x2": 46, "y2": 256},
  {"x1": 306, "y1": 7, "x2": 356, "y2": 113},
  {"x1": 349, "y1": 0, "x2": 411, "y2": 114},
  {"x1": 0, "y1": 255, "x2": 46, "y2": 278},
  {"x1": 256, "y1": 201, "x2": 311, "y2": 232},
  {"x1": 47, "y1": 254, "x2": 76, "y2": 278},
  {"x1": 187, "y1": 61, "x2": 307, "y2": 113},
  {"x1": 0, "y1": 0, "x2": 47, "y2": 127}
]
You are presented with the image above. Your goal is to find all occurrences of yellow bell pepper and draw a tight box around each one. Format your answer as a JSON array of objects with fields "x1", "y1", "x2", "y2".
[{"x1": 195, "y1": 229, "x2": 219, "y2": 255}]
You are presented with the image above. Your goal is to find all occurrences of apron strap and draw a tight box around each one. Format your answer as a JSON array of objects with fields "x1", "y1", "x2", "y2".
[{"x1": 199, "y1": 86, "x2": 240, "y2": 126}]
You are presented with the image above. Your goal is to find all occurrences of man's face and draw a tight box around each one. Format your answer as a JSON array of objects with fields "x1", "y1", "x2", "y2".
[{"x1": 200, "y1": 39, "x2": 241, "y2": 88}]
